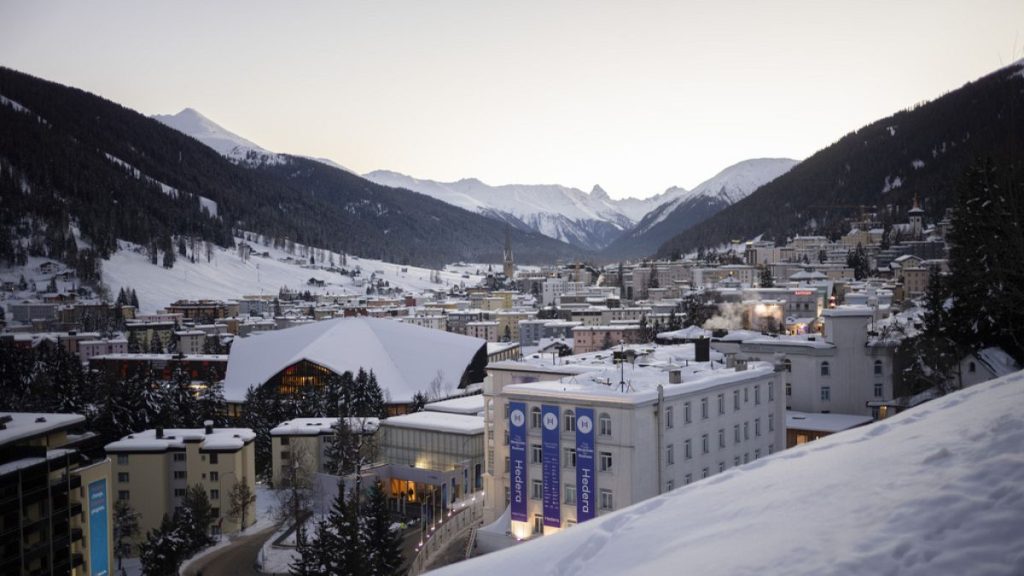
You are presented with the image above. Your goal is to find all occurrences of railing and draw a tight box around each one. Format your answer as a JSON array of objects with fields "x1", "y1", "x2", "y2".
[{"x1": 407, "y1": 492, "x2": 485, "y2": 576}]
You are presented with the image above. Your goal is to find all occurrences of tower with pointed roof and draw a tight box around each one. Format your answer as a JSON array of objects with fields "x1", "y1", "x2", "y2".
[
  {"x1": 503, "y1": 225, "x2": 515, "y2": 280},
  {"x1": 908, "y1": 194, "x2": 924, "y2": 239}
]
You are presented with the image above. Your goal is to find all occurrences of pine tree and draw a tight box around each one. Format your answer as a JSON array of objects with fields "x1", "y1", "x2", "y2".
[
  {"x1": 113, "y1": 499, "x2": 140, "y2": 570},
  {"x1": 290, "y1": 521, "x2": 329, "y2": 576},
  {"x1": 759, "y1": 266, "x2": 774, "y2": 288},
  {"x1": 131, "y1": 288, "x2": 140, "y2": 309},
  {"x1": 179, "y1": 484, "x2": 215, "y2": 551},
  {"x1": 165, "y1": 367, "x2": 199, "y2": 428},
  {"x1": 362, "y1": 482, "x2": 403, "y2": 576},
  {"x1": 325, "y1": 418, "x2": 359, "y2": 476},
  {"x1": 197, "y1": 369, "x2": 227, "y2": 426},
  {"x1": 410, "y1": 391, "x2": 428, "y2": 413},
  {"x1": 139, "y1": 514, "x2": 184, "y2": 576},
  {"x1": 325, "y1": 482, "x2": 366, "y2": 575},
  {"x1": 127, "y1": 330, "x2": 141, "y2": 353}
]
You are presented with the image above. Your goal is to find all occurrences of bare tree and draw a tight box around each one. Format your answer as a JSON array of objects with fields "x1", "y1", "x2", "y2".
[{"x1": 228, "y1": 478, "x2": 257, "y2": 531}]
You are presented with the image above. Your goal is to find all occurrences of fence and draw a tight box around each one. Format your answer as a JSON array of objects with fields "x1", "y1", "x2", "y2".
[{"x1": 407, "y1": 492, "x2": 485, "y2": 575}]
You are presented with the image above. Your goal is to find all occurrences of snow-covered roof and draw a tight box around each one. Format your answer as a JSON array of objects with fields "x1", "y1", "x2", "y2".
[
  {"x1": 974, "y1": 347, "x2": 1020, "y2": 378},
  {"x1": 222, "y1": 317, "x2": 486, "y2": 403},
  {"x1": 656, "y1": 326, "x2": 711, "y2": 340},
  {"x1": 380, "y1": 411, "x2": 484, "y2": 435},
  {"x1": 270, "y1": 417, "x2": 380, "y2": 436},
  {"x1": 105, "y1": 427, "x2": 256, "y2": 453},
  {"x1": 0, "y1": 412, "x2": 85, "y2": 447},
  {"x1": 424, "y1": 395, "x2": 485, "y2": 415},
  {"x1": 786, "y1": 411, "x2": 873, "y2": 433},
  {"x1": 434, "y1": 369, "x2": 1024, "y2": 576},
  {"x1": 741, "y1": 335, "x2": 835, "y2": 350},
  {"x1": 823, "y1": 305, "x2": 874, "y2": 317}
]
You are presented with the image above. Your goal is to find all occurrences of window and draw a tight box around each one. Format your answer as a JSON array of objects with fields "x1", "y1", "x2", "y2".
[
  {"x1": 769, "y1": 414, "x2": 775, "y2": 432},
  {"x1": 718, "y1": 429, "x2": 725, "y2": 448},
  {"x1": 533, "y1": 515, "x2": 543, "y2": 534},
  {"x1": 665, "y1": 406, "x2": 674, "y2": 429},
  {"x1": 174, "y1": 471, "x2": 187, "y2": 480},
  {"x1": 743, "y1": 422, "x2": 749, "y2": 440},
  {"x1": 755, "y1": 418, "x2": 761, "y2": 437},
  {"x1": 734, "y1": 456, "x2": 741, "y2": 467},
  {"x1": 666, "y1": 480, "x2": 674, "y2": 491},
  {"x1": 118, "y1": 472, "x2": 129, "y2": 483},
  {"x1": 174, "y1": 488, "x2": 186, "y2": 497},
  {"x1": 504, "y1": 456, "x2": 509, "y2": 473},
  {"x1": 117, "y1": 454, "x2": 129, "y2": 465},
  {"x1": 684, "y1": 439, "x2": 692, "y2": 459},
  {"x1": 118, "y1": 490, "x2": 130, "y2": 501},
  {"x1": 717, "y1": 394, "x2": 725, "y2": 414},
  {"x1": 599, "y1": 413, "x2": 612, "y2": 436},
  {"x1": 564, "y1": 484, "x2": 576, "y2": 505},
  {"x1": 531, "y1": 480, "x2": 543, "y2": 500},
  {"x1": 531, "y1": 407, "x2": 542, "y2": 429},
  {"x1": 564, "y1": 410, "x2": 576, "y2": 433},
  {"x1": 820, "y1": 362, "x2": 830, "y2": 376},
  {"x1": 280, "y1": 437, "x2": 290, "y2": 446},
  {"x1": 874, "y1": 360, "x2": 883, "y2": 376},
  {"x1": 600, "y1": 489, "x2": 614, "y2": 510},
  {"x1": 754, "y1": 385, "x2": 761, "y2": 405},
  {"x1": 211, "y1": 489, "x2": 220, "y2": 500},
  {"x1": 768, "y1": 382, "x2": 775, "y2": 401},
  {"x1": 786, "y1": 383, "x2": 792, "y2": 397},
  {"x1": 702, "y1": 467, "x2": 709, "y2": 479},
  {"x1": 744, "y1": 453, "x2": 749, "y2": 464},
  {"x1": 667, "y1": 444, "x2": 675, "y2": 465},
  {"x1": 821, "y1": 386, "x2": 831, "y2": 401},
  {"x1": 968, "y1": 361, "x2": 976, "y2": 373},
  {"x1": 683, "y1": 402, "x2": 692, "y2": 424},
  {"x1": 531, "y1": 444, "x2": 542, "y2": 464},
  {"x1": 173, "y1": 453, "x2": 186, "y2": 462},
  {"x1": 684, "y1": 473, "x2": 692, "y2": 485},
  {"x1": 600, "y1": 452, "x2": 613, "y2": 472},
  {"x1": 734, "y1": 425, "x2": 741, "y2": 444},
  {"x1": 504, "y1": 430, "x2": 509, "y2": 445},
  {"x1": 783, "y1": 359, "x2": 792, "y2": 372},
  {"x1": 718, "y1": 462, "x2": 725, "y2": 473},
  {"x1": 874, "y1": 383, "x2": 883, "y2": 398},
  {"x1": 701, "y1": 434, "x2": 709, "y2": 454},
  {"x1": 754, "y1": 449, "x2": 761, "y2": 460},
  {"x1": 564, "y1": 447, "x2": 576, "y2": 468},
  {"x1": 701, "y1": 398, "x2": 709, "y2": 419},
  {"x1": 733, "y1": 390, "x2": 740, "y2": 410},
  {"x1": 281, "y1": 451, "x2": 290, "y2": 461},
  {"x1": 209, "y1": 453, "x2": 219, "y2": 465},
  {"x1": 210, "y1": 471, "x2": 219, "y2": 482}
]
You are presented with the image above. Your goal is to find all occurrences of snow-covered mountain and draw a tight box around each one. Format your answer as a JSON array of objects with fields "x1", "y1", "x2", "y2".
[
  {"x1": 601, "y1": 158, "x2": 799, "y2": 259},
  {"x1": 363, "y1": 171, "x2": 676, "y2": 251}
]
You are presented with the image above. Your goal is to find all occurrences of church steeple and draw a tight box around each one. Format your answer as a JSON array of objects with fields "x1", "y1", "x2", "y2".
[
  {"x1": 908, "y1": 193, "x2": 924, "y2": 239},
  {"x1": 503, "y1": 225, "x2": 515, "y2": 279}
]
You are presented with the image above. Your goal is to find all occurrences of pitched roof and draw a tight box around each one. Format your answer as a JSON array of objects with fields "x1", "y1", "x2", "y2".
[{"x1": 222, "y1": 317, "x2": 486, "y2": 403}]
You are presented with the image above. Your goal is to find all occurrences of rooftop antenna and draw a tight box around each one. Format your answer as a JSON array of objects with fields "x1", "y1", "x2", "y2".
[{"x1": 619, "y1": 339, "x2": 626, "y2": 393}]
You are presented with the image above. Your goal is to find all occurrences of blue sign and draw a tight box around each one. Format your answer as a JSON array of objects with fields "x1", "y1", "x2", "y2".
[
  {"x1": 542, "y1": 404, "x2": 561, "y2": 527},
  {"x1": 575, "y1": 407, "x2": 596, "y2": 523},
  {"x1": 508, "y1": 401, "x2": 528, "y2": 522},
  {"x1": 88, "y1": 479, "x2": 109, "y2": 576}
]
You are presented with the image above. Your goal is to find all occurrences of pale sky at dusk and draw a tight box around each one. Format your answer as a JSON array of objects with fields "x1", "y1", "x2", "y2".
[{"x1": 1, "y1": 1, "x2": 1022, "y2": 198}]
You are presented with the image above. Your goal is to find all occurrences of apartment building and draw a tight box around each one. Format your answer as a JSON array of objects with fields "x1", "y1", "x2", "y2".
[
  {"x1": 0, "y1": 412, "x2": 112, "y2": 576},
  {"x1": 104, "y1": 424, "x2": 256, "y2": 550}
]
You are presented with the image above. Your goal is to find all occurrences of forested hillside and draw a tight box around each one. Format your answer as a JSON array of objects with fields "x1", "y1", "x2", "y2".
[
  {"x1": 656, "y1": 61, "x2": 1024, "y2": 258},
  {"x1": 0, "y1": 67, "x2": 584, "y2": 274}
]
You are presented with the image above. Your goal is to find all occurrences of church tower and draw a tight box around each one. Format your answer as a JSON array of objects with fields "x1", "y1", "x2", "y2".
[
  {"x1": 908, "y1": 194, "x2": 924, "y2": 239},
  {"x1": 503, "y1": 225, "x2": 515, "y2": 280}
]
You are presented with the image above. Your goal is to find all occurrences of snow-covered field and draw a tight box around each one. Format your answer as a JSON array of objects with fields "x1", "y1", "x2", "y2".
[
  {"x1": 435, "y1": 371, "x2": 1024, "y2": 576},
  {"x1": 99, "y1": 238, "x2": 489, "y2": 314}
]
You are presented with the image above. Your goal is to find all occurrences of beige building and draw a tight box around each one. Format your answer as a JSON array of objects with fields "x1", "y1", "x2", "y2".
[
  {"x1": 0, "y1": 412, "x2": 112, "y2": 576},
  {"x1": 572, "y1": 325, "x2": 643, "y2": 354},
  {"x1": 269, "y1": 417, "x2": 380, "y2": 487},
  {"x1": 467, "y1": 320, "x2": 500, "y2": 342},
  {"x1": 104, "y1": 424, "x2": 257, "y2": 549}
]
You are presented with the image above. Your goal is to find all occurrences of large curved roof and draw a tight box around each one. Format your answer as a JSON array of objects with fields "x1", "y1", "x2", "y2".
[{"x1": 223, "y1": 317, "x2": 486, "y2": 403}]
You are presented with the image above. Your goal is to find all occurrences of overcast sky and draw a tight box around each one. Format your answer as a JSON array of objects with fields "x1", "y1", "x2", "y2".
[{"x1": 1, "y1": 1, "x2": 1022, "y2": 198}]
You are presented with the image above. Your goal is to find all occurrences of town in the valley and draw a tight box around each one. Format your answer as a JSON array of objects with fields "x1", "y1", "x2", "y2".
[{"x1": 2, "y1": 192, "x2": 1019, "y2": 575}]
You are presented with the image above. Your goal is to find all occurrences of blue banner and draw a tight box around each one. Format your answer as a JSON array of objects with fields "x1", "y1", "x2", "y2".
[
  {"x1": 88, "y1": 479, "x2": 109, "y2": 576},
  {"x1": 575, "y1": 408, "x2": 596, "y2": 523},
  {"x1": 542, "y1": 404, "x2": 561, "y2": 527},
  {"x1": 508, "y1": 401, "x2": 528, "y2": 522}
]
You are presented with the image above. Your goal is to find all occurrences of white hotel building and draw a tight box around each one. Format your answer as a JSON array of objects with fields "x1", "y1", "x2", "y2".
[{"x1": 482, "y1": 345, "x2": 785, "y2": 538}]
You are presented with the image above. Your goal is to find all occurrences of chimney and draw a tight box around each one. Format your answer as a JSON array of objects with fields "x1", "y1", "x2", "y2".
[
  {"x1": 695, "y1": 337, "x2": 710, "y2": 362},
  {"x1": 156, "y1": 427, "x2": 164, "y2": 439},
  {"x1": 735, "y1": 360, "x2": 748, "y2": 371},
  {"x1": 204, "y1": 420, "x2": 214, "y2": 434},
  {"x1": 668, "y1": 369, "x2": 682, "y2": 384}
]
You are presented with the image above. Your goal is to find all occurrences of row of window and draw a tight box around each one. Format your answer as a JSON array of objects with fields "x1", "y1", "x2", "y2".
[
  {"x1": 783, "y1": 382, "x2": 884, "y2": 400},
  {"x1": 116, "y1": 452, "x2": 219, "y2": 464},
  {"x1": 521, "y1": 407, "x2": 614, "y2": 435},
  {"x1": 529, "y1": 480, "x2": 614, "y2": 510},
  {"x1": 665, "y1": 384, "x2": 774, "y2": 429},
  {"x1": 118, "y1": 469, "x2": 221, "y2": 483},
  {"x1": 666, "y1": 417, "x2": 773, "y2": 463},
  {"x1": 668, "y1": 447, "x2": 774, "y2": 490}
]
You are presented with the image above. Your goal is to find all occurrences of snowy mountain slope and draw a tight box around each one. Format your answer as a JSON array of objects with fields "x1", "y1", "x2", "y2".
[
  {"x1": 601, "y1": 158, "x2": 798, "y2": 259},
  {"x1": 100, "y1": 237, "x2": 487, "y2": 314},
  {"x1": 364, "y1": 171, "x2": 649, "y2": 251},
  {"x1": 436, "y1": 370, "x2": 1024, "y2": 576},
  {"x1": 152, "y1": 108, "x2": 284, "y2": 165}
]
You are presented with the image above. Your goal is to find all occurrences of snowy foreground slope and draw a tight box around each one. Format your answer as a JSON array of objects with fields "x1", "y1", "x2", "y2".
[
  {"x1": 101, "y1": 239, "x2": 486, "y2": 314},
  {"x1": 435, "y1": 372, "x2": 1024, "y2": 576}
]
